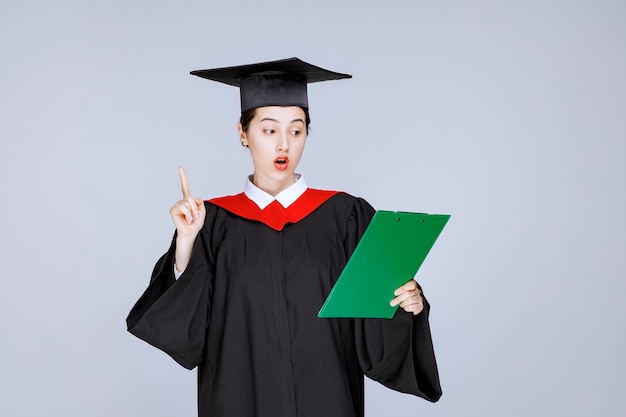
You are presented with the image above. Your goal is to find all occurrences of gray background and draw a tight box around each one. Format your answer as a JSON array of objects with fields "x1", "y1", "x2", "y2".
[{"x1": 1, "y1": 1, "x2": 624, "y2": 416}]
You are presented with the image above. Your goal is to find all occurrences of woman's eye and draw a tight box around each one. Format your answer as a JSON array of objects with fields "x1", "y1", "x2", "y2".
[
  {"x1": 290, "y1": 130, "x2": 301, "y2": 136},
  {"x1": 264, "y1": 129, "x2": 275, "y2": 135}
]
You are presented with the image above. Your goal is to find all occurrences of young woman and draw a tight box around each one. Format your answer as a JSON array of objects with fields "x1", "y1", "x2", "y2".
[{"x1": 127, "y1": 58, "x2": 441, "y2": 417}]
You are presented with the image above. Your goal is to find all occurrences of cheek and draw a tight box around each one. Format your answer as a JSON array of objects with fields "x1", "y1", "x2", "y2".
[
  {"x1": 248, "y1": 142, "x2": 274, "y2": 162},
  {"x1": 296, "y1": 140, "x2": 307, "y2": 157}
]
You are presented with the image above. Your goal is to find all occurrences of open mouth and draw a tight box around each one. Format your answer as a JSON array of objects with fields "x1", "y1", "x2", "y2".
[{"x1": 274, "y1": 156, "x2": 289, "y2": 171}]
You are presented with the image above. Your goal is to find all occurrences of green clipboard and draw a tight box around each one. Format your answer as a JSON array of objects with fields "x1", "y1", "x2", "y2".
[{"x1": 318, "y1": 210, "x2": 450, "y2": 319}]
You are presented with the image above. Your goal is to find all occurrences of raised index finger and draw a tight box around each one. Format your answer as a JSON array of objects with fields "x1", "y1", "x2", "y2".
[{"x1": 178, "y1": 166, "x2": 191, "y2": 199}]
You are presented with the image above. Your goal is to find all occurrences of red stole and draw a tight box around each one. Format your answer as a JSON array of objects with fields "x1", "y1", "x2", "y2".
[{"x1": 208, "y1": 189, "x2": 339, "y2": 231}]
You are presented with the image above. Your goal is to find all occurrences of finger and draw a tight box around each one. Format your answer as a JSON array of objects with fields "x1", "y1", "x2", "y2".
[
  {"x1": 185, "y1": 197, "x2": 199, "y2": 220},
  {"x1": 390, "y1": 287, "x2": 424, "y2": 307},
  {"x1": 403, "y1": 301, "x2": 425, "y2": 316},
  {"x1": 171, "y1": 201, "x2": 194, "y2": 225},
  {"x1": 393, "y1": 279, "x2": 418, "y2": 296},
  {"x1": 195, "y1": 198, "x2": 206, "y2": 216},
  {"x1": 179, "y1": 166, "x2": 191, "y2": 199},
  {"x1": 397, "y1": 294, "x2": 424, "y2": 314},
  {"x1": 399, "y1": 295, "x2": 423, "y2": 309},
  {"x1": 391, "y1": 290, "x2": 416, "y2": 305}
]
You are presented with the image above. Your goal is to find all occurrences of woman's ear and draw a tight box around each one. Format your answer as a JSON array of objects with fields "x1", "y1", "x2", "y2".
[{"x1": 237, "y1": 122, "x2": 248, "y2": 147}]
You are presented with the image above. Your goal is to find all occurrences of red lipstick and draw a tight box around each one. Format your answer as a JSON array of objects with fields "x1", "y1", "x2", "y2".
[{"x1": 274, "y1": 156, "x2": 289, "y2": 171}]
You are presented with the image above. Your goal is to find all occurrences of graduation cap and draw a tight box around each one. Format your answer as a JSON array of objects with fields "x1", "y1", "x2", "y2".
[{"x1": 190, "y1": 57, "x2": 352, "y2": 112}]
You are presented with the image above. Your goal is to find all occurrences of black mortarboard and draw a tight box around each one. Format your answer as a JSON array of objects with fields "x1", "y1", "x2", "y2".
[{"x1": 190, "y1": 57, "x2": 352, "y2": 112}]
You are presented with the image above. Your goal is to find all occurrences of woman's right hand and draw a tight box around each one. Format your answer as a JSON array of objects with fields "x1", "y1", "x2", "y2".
[
  {"x1": 170, "y1": 166, "x2": 206, "y2": 237},
  {"x1": 170, "y1": 166, "x2": 206, "y2": 273}
]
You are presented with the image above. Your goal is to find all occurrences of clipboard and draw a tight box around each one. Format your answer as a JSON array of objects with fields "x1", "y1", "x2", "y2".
[{"x1": 318, "y1": 210, "x2": 450, "y2": 319}]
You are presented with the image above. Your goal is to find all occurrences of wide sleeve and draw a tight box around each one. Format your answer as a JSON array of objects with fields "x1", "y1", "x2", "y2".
[
  {"x1": 347, "y1": 198, "x2": 442, "y2": 402},
  {"x1": 126, "y1": 207, "x2": 215, "y2": 370},
  {"x1": 355, "y1": 298, "x2": 442, "y2": 402}
]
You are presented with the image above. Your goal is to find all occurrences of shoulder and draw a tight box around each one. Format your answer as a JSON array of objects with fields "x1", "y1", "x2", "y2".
[
  {"x1": 312, "y1": 190, "x2": 376, "y2": 219},
  {"x1": 205, "y1": 193, "x2": 247, "y2": 207},
  {"x1": 203, "y1": 193, "x2": 255, "y2": 216},
  {"x1": 308, "y1": 188, "x2": 362, "y2": 202},
  {"x1": 324, "y1": 190, "x2": 374, "y2": 208}
]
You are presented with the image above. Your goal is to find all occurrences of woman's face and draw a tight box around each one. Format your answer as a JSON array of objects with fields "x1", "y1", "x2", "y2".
[{"x1": 238, "y1": 106, "x2": 307, "y2": 194}]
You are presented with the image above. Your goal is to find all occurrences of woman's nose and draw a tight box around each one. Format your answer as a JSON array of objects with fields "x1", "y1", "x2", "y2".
[{"x1": 277, "y1": 133, "x2": 289, "y2": 151}]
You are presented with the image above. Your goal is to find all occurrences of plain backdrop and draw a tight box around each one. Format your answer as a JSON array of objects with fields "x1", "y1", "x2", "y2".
[{"x1": 1, "y1": 1, "x2": 624, "y2": 416}]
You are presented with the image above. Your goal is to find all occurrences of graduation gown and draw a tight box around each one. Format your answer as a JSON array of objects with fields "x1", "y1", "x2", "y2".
[{"x1": 127, "y1": 190, "x2": 441, "y2": 417}]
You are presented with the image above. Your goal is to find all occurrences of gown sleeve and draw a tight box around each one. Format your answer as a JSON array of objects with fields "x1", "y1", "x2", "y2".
[
  {"x1": 126, "y1": 205, "x2": 215, "y2": 370},
  {"x1": 348, "y1": 198, "x2": 443, "y2": 402}
]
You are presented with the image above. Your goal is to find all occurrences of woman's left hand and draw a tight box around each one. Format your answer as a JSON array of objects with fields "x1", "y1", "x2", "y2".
[{"x1": 390, "y1": 280, "x2": 424, "y2": 315}]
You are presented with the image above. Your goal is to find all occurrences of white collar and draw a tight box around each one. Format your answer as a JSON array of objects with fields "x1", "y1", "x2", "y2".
[{"x1": 243, "y1": 174, "x2": 308, "y2": 209}]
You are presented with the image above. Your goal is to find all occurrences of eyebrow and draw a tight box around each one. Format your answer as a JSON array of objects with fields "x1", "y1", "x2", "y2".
[{"x1": 260, "y1": 117, "x2": 305, "y2": 124}]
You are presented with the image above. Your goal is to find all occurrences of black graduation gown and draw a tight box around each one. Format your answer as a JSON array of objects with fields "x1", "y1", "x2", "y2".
[{"x1": 127, "y1": 191, "x2": 441, "y2": 417}]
